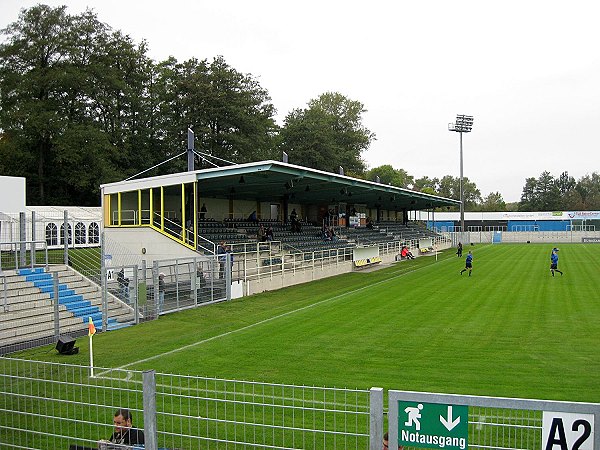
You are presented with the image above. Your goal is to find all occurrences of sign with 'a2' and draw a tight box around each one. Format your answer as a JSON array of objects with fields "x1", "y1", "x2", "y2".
[{"x1": 542, "y1": 411, "x2": 594, "y2": 450}]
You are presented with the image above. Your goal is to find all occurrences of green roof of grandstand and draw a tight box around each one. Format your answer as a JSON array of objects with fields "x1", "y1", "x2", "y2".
[{"x1": 102, "y1": 160, "x2": 460, "y2": 212}]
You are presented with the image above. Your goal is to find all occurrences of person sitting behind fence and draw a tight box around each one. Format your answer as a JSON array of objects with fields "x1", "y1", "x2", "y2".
[
  {"x1": 383, "y1": 432, "x2": 404, "y2": 450},
  {"x1": 117, "y1": 268, "x2": 129, "y2": 302},
  {"x1": 366, "y1": 217, "x2": 374, "y2": 229},
  {"x1": 98, "y1": 408, "x2": 144, "y2": 449},
  {"x1": 401, "y1": 246, "x2": 415, "y2": 260},
  {"x1": 158, "y1": 272, "x2": 165, "y2": 312},
  {"x1": 266, "y1": 225, "x2": 274, "y2": 241}
]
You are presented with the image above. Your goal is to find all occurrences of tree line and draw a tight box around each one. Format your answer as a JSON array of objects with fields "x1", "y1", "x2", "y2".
[{"x1": 1, "y1": 5, "x2": 598, "y2": 211}]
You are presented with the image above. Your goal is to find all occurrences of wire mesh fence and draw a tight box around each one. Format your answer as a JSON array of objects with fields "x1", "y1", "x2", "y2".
[
  {"x1": 0, "y1": 357, "x2": 374, "y2": 449},
  {"x1": 388, "y1": 390, "x2": 600, "y2": 450}
]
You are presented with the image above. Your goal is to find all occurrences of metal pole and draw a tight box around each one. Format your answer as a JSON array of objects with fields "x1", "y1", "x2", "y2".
[
  {"x1": 369, "y1": 387, "x2": 384, "y2": 450},
  {"x1": 133, "y1": 264, "x2": 138, "y2": 323},
  {"x1": 19, "y1": 212, "x2": 26, "y2": 268},
  {"x1": 53, "y1": 271, "x2": 60, "y2": 340},
  {"x1": 187, "y1": 128, "x2": 195, "y2": 172},
  {"x1": 101, "y1": 232, "x2": 108, "y2": 332},
  {"x1": 225, "y1": 253, "x2": 232, "y2": 300},
  {"x1": 31, "y1": 211, "x2": 36, "y2": 267},
  {"x1": 153, "y1": 261, "x2": 159, "y2": 317},
  {"x1": 63, "y1": 210, "x2": 69, "y2": 266},
  {"x1": 142, "y1": 370, "x2": 158, "y2": 450},
  {"x1": 459, "y1": 131, "x2": 465, "y2": 241}
]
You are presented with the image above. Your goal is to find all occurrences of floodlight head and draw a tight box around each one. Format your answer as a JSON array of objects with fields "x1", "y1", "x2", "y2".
[{"x1": 452, "y1": 114, "x2": 474, "y2": 133}]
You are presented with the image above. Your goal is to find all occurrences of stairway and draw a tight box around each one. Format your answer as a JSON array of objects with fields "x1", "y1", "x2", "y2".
[{"x1": 0, "y1": 265, "x2": 136, "y2": 352}]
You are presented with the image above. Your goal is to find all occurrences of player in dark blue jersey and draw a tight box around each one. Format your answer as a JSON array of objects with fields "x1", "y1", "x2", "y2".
[
  {"x1": 460, "y1": 250, "x2": 473, "y2": 276},
  {"x1": 550, "y1": 250, "x2": 563, "y2": 276}
]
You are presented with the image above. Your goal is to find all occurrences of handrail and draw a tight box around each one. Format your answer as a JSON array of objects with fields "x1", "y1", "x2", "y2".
[
  {"x1": 1, "y1": 274, "x2": 7, "y2": 312},
  {"x1": 0, "y1": 240, "x2": 49, "y2": 272}
]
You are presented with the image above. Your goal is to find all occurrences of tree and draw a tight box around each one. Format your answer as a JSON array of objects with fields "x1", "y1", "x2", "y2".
[
  {"x1": 416, "y1": 175, "x2": 481, "y2": 210},
  {"x1": 519, "y1": 177, "x2": 538, "y2": 211},
  {"x1": 152, "y1": 56, "x2": 278, "y2": 171},
  {"x1": 0, "y1": 5, "x2": 153, "y2": 204},
  {"x1": 366, "y1": 165, "x2": 413, "y2": 188},
  {"x1": 279, "y1": 92, "x2": 374, "y2": 174},
  {"x1": 576, "y1": 172, "x2": 600, "y2": 210},
  {"x1": 556, "y1": 171, "x2": 576, "y2": 196},
  {"x1": 1, "y1": 6, "x2": 279, "y2": 205},
  {"x1": 0, "y1": 5, "x2": 74, "y2": 203},
  {"x1": 535, "y1": 171, "x2": 560, "y2": 210},
  {"x1": 413, "y1": 176, "x2": 439, "y2": 193},
  {"x1": 480, "y1": 192, "x2": 506, "y2": 211}
]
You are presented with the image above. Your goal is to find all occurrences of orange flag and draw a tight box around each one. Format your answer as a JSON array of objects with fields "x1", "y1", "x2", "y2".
[{"x1": 88, "y1": 316, "x2": 96, "y2": 337}]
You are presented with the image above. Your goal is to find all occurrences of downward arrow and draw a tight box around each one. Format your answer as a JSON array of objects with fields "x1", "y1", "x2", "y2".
[{"x1": 440, "y1": 405, "x2": 461, "y2": 431}]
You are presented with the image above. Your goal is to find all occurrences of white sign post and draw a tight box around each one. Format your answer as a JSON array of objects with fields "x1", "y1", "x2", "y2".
[{"x1": 542, "y1": 411, "x2": 594, "y2": 450}]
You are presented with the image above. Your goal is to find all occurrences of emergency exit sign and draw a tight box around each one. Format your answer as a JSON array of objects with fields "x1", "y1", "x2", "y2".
[{"x1": 397, "y1": 401, "x2": 469, "y2": 450}]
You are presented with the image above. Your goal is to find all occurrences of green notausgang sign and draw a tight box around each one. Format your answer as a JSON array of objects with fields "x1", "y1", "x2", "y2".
[{"x1": 397, "y1": 401, "x2": 469, "y2": 450}]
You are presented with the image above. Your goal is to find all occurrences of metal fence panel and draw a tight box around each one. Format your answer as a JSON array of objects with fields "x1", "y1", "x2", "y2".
[
  {"x1": 0, "y1": 357, "x2": 372, "y2": 449},
  {"x1": 388, "y1": 390, "x2": 600, "y2": 450}
]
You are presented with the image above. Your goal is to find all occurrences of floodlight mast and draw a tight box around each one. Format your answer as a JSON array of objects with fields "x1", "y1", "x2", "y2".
[{"x1": 448, "y1": 115, "x2": 474, "y2": 242}]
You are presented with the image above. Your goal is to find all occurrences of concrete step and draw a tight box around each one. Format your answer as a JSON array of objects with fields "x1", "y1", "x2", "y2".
[{"x1": 1, "y1": 264, "x2": 135, "y2": 349}]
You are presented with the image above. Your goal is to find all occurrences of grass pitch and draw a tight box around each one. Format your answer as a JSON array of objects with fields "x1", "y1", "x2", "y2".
[{"x1": 12, "y1": 243, "x2": 600, "y2": 403}]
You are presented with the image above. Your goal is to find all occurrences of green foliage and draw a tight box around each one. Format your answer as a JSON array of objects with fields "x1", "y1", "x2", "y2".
[
  {"x1": 0, "y1": 6, "x2": 278, "y2": 205},
  {"x1": 519, "y1": 170, "x2": 600, "y2": 211},
  {"x1": 279, "y1": 92, "x2": 374, "y2": 174},
  {"x1": 365, "y1": 164, "x2": 413, "y2": 188},
  {"x1": 479, "y1": 191, "x2": 506, "y2": 211}
]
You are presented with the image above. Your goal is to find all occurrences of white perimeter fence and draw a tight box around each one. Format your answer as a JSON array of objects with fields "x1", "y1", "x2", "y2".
[{"x1": 1, "y1": 358, "x2": 598, "y2": 450}]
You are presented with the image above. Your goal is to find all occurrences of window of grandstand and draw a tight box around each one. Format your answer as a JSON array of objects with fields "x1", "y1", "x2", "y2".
[
  {"x1": 75, "y1": 222, "x2": 86, "y2": 244},
  {"x1": 88, "y1": 222, "x2": 99, "y2": 244},
  {"x1": 45, "y1": 223, "x2": 58, "y2": 246},
  {"x1": 60, "y1": 223, "x2": 72, "y2": 245}
]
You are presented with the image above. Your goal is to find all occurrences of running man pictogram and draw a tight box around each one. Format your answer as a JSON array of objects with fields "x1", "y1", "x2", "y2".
[{"x1": 404, "y1": 403, "x2": 424, "y2": 430}]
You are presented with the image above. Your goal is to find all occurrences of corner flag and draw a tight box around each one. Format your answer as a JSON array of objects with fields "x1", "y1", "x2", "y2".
[
  {"x1": 88, "y1": 316, "x2": 96, "y2": 377},
  {"x1": 88, "y1": 317, "x2": 96, "y2": 337}
]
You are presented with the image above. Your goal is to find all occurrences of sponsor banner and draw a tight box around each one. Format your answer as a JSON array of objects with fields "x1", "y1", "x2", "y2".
[{"x1": 582, "y1": 237, "x2": 600, "y2": 243}]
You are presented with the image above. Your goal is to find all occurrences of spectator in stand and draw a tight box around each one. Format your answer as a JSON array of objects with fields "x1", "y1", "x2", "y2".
[
  {"x1": 401, "y1": 246, "x2": 415, "y2": 260},
  {"x1": 329, "y1": 227, "x2": 338, "y2": 241},
  {"x1": 366, "y1": 217, "x2": 374, "y2": 229},
  {"x1": 117, "y1": 268, "x2": 129, "y2": 302},
  {"x1": 225, "y1": 244, "x2": 234, "y2": 278},
  {"x1": 158, "y1": 272, "x2": 165, "y2": 312},
  {"x1": 217, "y1": 241, "x2": 227, "y2": 278},
  {"x1": 257, "y1": 224, "x2": 267, "y2": 242},
  {"x1": 290, "y1": 208, "x2": 300, "y2": 232},
  {"x1": 266, "y1": 225, "x2": 274, "y2": 241},
  {"x1": 199, "y1": 203, "x2": 207, "y2": 220}
]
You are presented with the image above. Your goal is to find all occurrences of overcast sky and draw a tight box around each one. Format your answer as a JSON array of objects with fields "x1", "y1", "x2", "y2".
[{"x1": 2, "y1": 0, "x2": 599, "y2": 202}]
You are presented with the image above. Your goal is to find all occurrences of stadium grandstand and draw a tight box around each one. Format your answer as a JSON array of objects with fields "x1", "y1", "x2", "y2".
[{"x1": 0, "y1": 164, "x2": 457, "y2": 353}]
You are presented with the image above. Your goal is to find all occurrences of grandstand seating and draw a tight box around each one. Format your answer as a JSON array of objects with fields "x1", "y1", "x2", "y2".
[
  {"x1": 0, "y1": 265, "x2": 135, "y2": 351},
  {"x1": 197, "y1": 220, "x2": 248, "y2": 244},
  {"x1": 195, "y1": 219, "x2": 441, "y2": 260}
]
